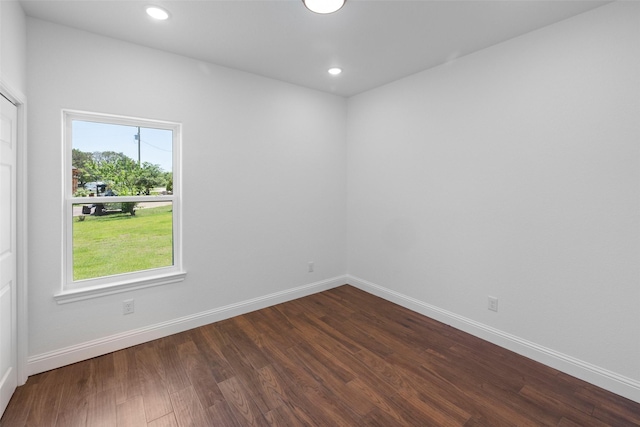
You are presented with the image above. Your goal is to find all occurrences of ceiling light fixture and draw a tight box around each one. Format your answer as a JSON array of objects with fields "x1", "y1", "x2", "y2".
[
  {"x1": 146, "y1": 6, "x2": 169, "y2": 20},
  {"x1": 303, "y1": 0, "x2": 346, "y2": 14},
  {"x1": 328, "y1": 67, "x2": 342, "y2": 75}
]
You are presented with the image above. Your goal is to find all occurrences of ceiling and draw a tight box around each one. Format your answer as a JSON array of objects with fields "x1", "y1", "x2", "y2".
[{"x1": 19, "y1": 0, "x2": 609, "y2": 97}]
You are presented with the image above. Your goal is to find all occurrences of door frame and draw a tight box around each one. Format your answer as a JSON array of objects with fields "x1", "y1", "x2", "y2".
[{"x1": 1, "y1": 79, "x2": 28, "y2": 386}]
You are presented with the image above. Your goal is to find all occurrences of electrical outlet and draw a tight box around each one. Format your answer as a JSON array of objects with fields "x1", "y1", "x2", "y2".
[
  {"x1": 308, "y1": 262, "x2": 314, "y2": 273},
  {"x1": 123, "y1": 299, "x2": 135, "y2": 315},
  {"x1": 488, "y1": 296, "x2": 498, "y2": 312}
]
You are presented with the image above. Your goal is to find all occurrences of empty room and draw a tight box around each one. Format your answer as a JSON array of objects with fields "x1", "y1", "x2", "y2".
[{"x1": 1, "y1": 0, "x2": 639, "y2": 425}]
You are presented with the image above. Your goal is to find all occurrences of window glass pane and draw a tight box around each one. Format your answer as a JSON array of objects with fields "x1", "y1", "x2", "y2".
[
  {"x1": 72, "y1": 121, "x2": 173, "y2": 196},
  {"x1": 72, "y1": 201, "x2": 173, "y2": 281}
]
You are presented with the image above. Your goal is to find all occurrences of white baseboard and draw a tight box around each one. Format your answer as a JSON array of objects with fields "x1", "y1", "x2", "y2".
[
  {"x1": 346, "y1": 275, "x2": 640, "y2": 404},
  {"x1": 28, "y1": 275, "x2": 347, "y2": 376}
]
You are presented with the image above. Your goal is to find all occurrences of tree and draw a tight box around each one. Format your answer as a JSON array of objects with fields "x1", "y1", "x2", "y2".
[
  {"x1": 137, "y1": 162, "x2": 165, "y2": 195},
  {"x1": 165, "y1": 173, "x2": 173, "y2": 193},
  {"x1": 91, "y1": 151, "x2": 131, "y2": 165},
  {"x1": 86, "y1": 152, "x2": 140, "y2": 196},
  {"x1": 86, "y1": 152, "x2": 141, "y2": 215},
  {"x1": 72, "y1": 149, "x2": 93, "y2": 189},
  {"x1": 85, "y1": 152, "x2": 168, "y2": 215}
]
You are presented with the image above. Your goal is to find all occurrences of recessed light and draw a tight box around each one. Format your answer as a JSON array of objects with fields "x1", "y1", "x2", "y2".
[
  {"x1": 146, "y1": 6, "x2": 169, "y2": 20},
  {"x1": 303, "y1": 0, "x2": 346, "y2": 14},
  {"x1": 328, "y1": 68, "x2": 342, "y2": 76}
]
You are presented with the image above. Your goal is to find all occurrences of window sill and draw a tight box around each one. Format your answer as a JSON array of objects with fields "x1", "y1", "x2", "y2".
[{"x1": 54, "y1": 271, "x2": 187, "y2": 304}]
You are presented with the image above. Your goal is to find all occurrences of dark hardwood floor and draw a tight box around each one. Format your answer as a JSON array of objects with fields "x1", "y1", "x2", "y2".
[{"x1": 2, "y1": 285, "x2": 639, "y2": 426}]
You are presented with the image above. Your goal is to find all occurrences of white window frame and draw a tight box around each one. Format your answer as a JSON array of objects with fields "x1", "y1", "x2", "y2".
[{"x1": 55, "y1": 110, "x2": 185, "y2": 304}]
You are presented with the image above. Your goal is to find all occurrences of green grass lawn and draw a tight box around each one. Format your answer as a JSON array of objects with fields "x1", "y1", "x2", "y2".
[{"x1": 73, "y1": 204, "x2": 173, "y2": 281}]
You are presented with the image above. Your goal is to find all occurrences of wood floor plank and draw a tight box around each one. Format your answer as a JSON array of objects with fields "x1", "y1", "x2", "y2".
[
  {"x1": 285, "y1": 310, "x2": 361, "y2": 354},
  {"x1": 518, "y1": 385, "x2": 609, "y2": 427},
  {"x1": 54, "y1": 397, "x2": 88, "y2": 427},
  {"x1": 94, "y1": 353, "x2": 118, "y2": 393},
  {"x1": 345, "y1": 377, "x2": 405, "y2": 423},
  {"x1": 230, "y1": 315, "x2": 263, "y2": 345},
  {"x1": 23, "y1": 370, "x2": 64, "y2": 427},
  {"x1": 475, "y1": 381, "x2": 559, "y2": 426},
  {"x1": 255, "y1": 365, "x2": 286, "y2": 412},
  {"x1": 360, "y1": 406, "x2": 409, "y2": 427},
  {"x1": 576, "y1": 383, "x2": 640, "y2": 426},
  {"x1": 157, "y1": 347, "x2": 191, "y2": 395},
  {"x1": 592, "y1": 405, "x2": 640, "y2": 427},
  {"x1": 218, "y1": 317, "x2": 271, "y2": 370},
  {"x1": 169, "y1": 386, "x2": 212, "y2": 427},
  {"x1": 206, "y1": 400, "x2": 242, "y2": 427},
  {"x1": 267, "y1": 399, "x2": 319, "y2": 427},
  {"x1": 53, "y1": 361, "x2": 97, "y2": 427},
  {"x1": 266, "y1": 347, "x2": 364, "y2": 426},
  {"x1": 3, "y1": 285, "x2": 640, "y2": 427},
  {"x1": 115, "y1": 396, "x2": 146, "y2": 427},
  {"x1": 246, "y1": 306, "x2": 304, "y2": 349},
  {"x1": 404, "y1": 389, "x2": 473, "y2": 427},
  {"x1": 138, "y1": 380, "x2": 172, "y2": 423},
  {"x1": 0, "y1": 383, "x2": 33, "y2": 427},
  {"x1": 264, "y1": 401, "x2": 316, "y2": 427},
  {"x1": 175, "y1": 339, "x2": 224, "y2": 408},
  {"x1": 217, "y1": 376, "x2": 270, "y2": 427},
  {"x1": 388, "y1": 392, "x2": 466, "y2": 427},
  {"x1": 285, "y1": 344, "x2": 369, "y2": 415},
  {"x1": 411, "y1": 345, "x2": 544, "y2": 425},
  {"x1": 336, "y1": 344, "x2": 409, "y2": 394},
  {"x1": 86, "y1": 388, "x2": 117, "y2": 427},
  {"x1": 57, "y1": 359, "x2": 97, "y2": 415},
  {"x1": 261, "y1": 342, "x2": 357, "y2": 426},
  {"x1": 410, "y1": 353, "x2": 544, "y2": 426},
  {"x1": 113, "y1": 349, "x2": 142, "y2": 406},
  {"x1": 135, "y1": 347, "x2": 173, "y2": 423},
  {"x1": 113, "y1": 347, "x2": 136, "y2": 373},
  {"x1": 112, "y1": 347, "x2": 141, "y2": 404},
  {"x1": 146, "y1": 413, "x2": 178, "y2": 427},
  {"x1": 259, "y1": 365, "x2": 327, "y2": 427},
  {"x1": 194, "y1": 324, "x2": 236, "y2": 383},
  {"x1": 319, "y1": 312, "x2": 395, "y2": 357},
  {"x1": 218, "y1": 342, "x2": 272, "y2": 414},
  {"x1": 557, "y1": 418, "x2": 585, "y2": 427}
]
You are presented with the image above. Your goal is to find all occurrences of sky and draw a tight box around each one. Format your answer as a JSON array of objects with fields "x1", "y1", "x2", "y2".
[{"x1": 72, "y1": 120, "x2": 173, "y2": 172}]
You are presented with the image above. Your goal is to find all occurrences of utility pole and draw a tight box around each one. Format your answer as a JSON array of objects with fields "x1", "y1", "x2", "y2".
[{"x1": 135, "y1": 127, "x2": 141, "y2": 166}]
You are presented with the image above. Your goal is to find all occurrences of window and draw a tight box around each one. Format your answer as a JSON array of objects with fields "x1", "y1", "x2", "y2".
[{"x1": 57, "y1": 110, "x2": 185, "y2": 303}]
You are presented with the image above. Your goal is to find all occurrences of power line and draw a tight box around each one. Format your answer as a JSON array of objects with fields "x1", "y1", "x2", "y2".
[{"x1": 140, "y1": 139, "x2": 172, "y2": 153}]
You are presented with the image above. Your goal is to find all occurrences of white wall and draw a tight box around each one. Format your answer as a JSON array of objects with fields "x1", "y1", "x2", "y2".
[
  {"x1": 26, "y1": 18, "x2": 347, "y2": 367},
  {"x1": 347, "y1": 1, "x2": 640, "y2": 401},
  {"x1": 0, "y1": 0, "x2": 26, "y2": 93}
]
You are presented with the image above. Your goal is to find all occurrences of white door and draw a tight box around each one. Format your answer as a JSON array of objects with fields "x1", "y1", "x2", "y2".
[{"x1": 0, "y1": 93, "x2": 18, "y2": 416}]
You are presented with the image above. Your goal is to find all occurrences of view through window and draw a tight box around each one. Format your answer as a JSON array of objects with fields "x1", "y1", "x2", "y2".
[{"x1": 64, "y1": 111, "x2": 181, "y2": 290}]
